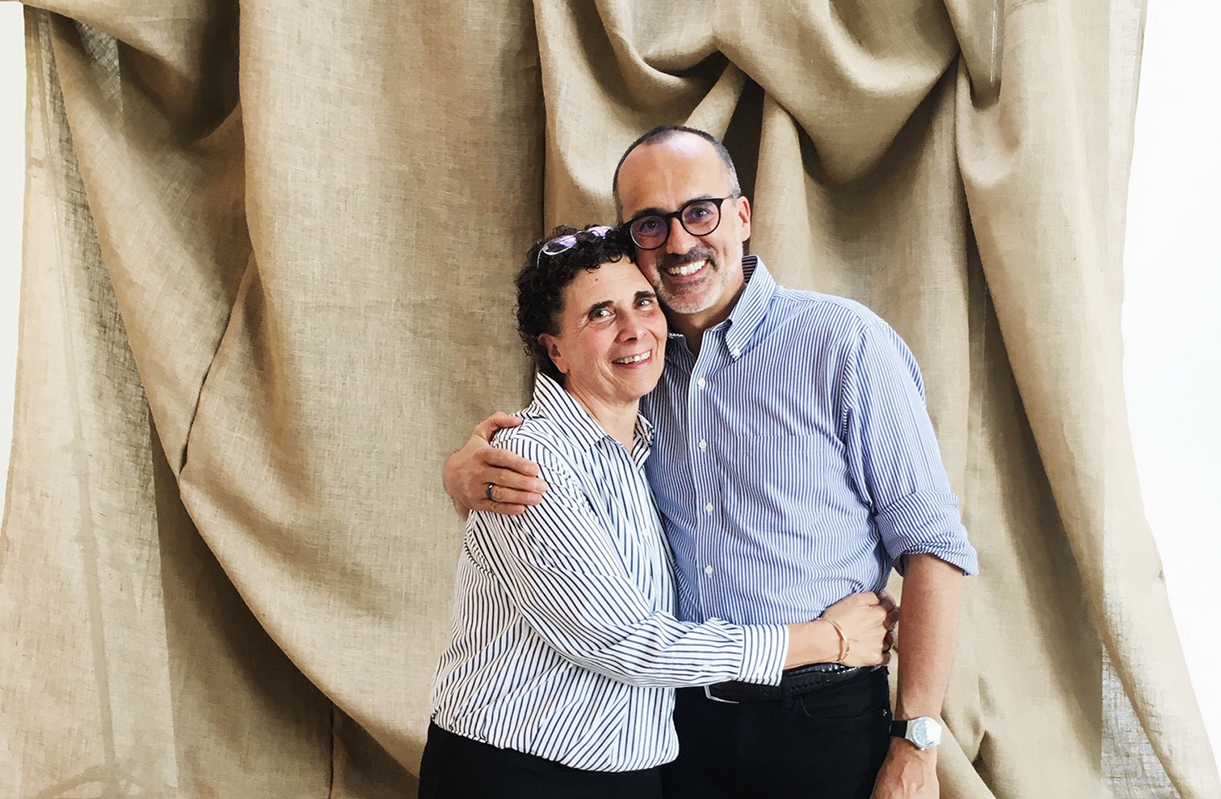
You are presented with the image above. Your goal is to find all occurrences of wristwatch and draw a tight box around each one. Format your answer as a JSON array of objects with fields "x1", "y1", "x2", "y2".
[{"x1": 889, "y1": 716, "x2": 942, "y2": 750}]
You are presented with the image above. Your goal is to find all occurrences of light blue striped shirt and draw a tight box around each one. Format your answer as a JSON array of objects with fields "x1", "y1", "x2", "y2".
[
  {"x1": 430, "y1": 373, "x2": 789, "y2": 772},
  {"x1": 642, "y1": 257, "x2": 979, "y2": 627}
]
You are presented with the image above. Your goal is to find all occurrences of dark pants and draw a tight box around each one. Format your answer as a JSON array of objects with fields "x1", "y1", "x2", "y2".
[
  {"x1": 661, "y1": 667, "x2": 892, "y2": 799},
  {"x1": 418, "y1": 722, "x2": 664, "y2": 799}
]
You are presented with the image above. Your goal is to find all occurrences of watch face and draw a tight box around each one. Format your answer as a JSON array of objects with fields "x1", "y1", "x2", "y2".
[{"x1": 911, "y1": 718, "x2": 942, "y2": 748}]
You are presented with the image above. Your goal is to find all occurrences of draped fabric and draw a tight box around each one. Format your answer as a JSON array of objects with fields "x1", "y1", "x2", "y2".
[{"x1": 2, "y1": 0, "x2": 1216, "y2": 796}]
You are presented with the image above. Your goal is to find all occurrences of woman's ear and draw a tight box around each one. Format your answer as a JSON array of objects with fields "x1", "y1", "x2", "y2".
[{"x1": 539, "y1": 333, "x2": 569, "y2": 376}]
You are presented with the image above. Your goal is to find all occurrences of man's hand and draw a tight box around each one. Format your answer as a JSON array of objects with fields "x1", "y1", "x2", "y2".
[
  {"x1": 442, "y1": 412, "x2": 547, "y2": 518},
  {"x1": 870, "y1": 738, "x2": 937, "y2": 799}
]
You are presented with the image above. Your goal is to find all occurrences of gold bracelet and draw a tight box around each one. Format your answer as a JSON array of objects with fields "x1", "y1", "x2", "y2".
[{"x1": 823, "y1": 618, "x2": 848, "y2": 663}]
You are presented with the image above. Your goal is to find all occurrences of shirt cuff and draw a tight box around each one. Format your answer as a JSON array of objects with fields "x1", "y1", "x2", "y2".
[{"x1": 736, "y1": 624, "x2": 789, "y2": 685}]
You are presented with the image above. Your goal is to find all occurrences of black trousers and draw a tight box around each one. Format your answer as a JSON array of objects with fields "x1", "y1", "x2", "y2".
[
  {"x1": 661, "y1": 667, "x2": 892, "y2": 799},
  {"x1": 418, "y1": 722, "x2": 664, "y2": 799}
]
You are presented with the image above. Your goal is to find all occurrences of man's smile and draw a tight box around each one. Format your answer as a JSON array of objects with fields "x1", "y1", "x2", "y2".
[{"x1": 664, "y1": 258, "x2": 707, "y2": 277}]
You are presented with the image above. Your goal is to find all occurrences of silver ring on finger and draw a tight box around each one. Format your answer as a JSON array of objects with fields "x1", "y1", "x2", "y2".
[{"x1": 485, "y1": 482, "x2": 496, "y2": 502}]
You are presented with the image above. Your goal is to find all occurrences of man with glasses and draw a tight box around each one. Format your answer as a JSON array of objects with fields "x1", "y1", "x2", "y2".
[{"x1": 444, "y1": 126, "x2": 978, "y2": 799}]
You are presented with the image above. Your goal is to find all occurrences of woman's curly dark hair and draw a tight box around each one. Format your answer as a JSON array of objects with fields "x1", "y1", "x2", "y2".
[{"x1": 516, "y1": 224, "x2": 635, "y2": 383}]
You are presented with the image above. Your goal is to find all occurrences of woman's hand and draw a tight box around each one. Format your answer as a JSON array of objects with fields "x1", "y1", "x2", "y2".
[
  {"x1": 442, "y1": 413, "x2": 547, "y2": 517},
  {"x1": 784, "y1": 591, "x2": 899, "y2": 668},
  {"x1": 821, "y1": 590, "x2": 899, "y2": 667}
]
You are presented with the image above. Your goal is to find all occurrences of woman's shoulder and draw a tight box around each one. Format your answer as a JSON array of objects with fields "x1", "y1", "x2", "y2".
[{"x1": 491, "y1": 415, "x2": 583, "y2": 480}]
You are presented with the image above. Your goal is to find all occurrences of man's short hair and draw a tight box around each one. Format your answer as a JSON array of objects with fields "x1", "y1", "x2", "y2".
[
  {"x1": 611, "y1": 125, "x2": 742, "y2": 219},
  {"x1": 516, "y1": 225, "x2": 635, "y2": 383}
]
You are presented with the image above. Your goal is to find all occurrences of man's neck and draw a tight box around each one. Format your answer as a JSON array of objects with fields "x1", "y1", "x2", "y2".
[{"x1": 668, "y1": 281, "x2": 747, "y2": 355}]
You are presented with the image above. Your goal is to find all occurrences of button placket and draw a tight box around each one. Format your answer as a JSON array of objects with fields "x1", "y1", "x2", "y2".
[
  {"x1": 688, "y1": 334, "x2": 726, "y2": 620},
  {"x1": 688, "y1": 365, "x2": 713, "y2": 616}
]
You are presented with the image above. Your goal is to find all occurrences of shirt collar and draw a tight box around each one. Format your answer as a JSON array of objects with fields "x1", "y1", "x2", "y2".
[
  {"x1": 723, "y1": 255, "x2": 776, "y2": 358},
  {"x1": 528, "y1": 371, "x2": 655, "y2": 454}
]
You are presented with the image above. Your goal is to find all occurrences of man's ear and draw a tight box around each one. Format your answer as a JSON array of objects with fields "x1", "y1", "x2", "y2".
[
  {"x1": 735, "y1": 195, "x2": 751, "y2": 242},
  {"x1": 539, "y1": 333, "x2": 569, "y2": 376}
]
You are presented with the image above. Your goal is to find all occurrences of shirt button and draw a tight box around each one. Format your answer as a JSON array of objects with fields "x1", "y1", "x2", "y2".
[
  {"x1": 697, "y1": 378, "x2": 707, "y2": 389},
  {"x1": 731, "y1": 347, "x2": 741, "y2": 358},
  {"x1": 698, "y1": 439, "x2": 707, "y2": 451},
  {"x1": 704, "y1": 502, "x2": 714, "y2": 514},
  {"x1": 704, "y1": 564, "x2": 714, "y2": 576}
]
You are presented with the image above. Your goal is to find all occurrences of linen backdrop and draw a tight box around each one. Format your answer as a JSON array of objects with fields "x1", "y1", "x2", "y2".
[{"x1": 2, "y1": 0, "x2": 1216, "y2": 797}]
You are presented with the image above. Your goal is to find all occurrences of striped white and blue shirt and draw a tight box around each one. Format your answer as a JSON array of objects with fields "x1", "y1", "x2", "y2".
[
  {"x1": 642, "y1": 257, "x2": 979, "y2": 627},
  {"x1": 431, "y1": 373, "x2": 789, "y2": 772}
]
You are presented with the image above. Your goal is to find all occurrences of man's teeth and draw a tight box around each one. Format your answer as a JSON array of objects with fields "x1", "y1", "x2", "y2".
[
  {"x1": 665, "y1": 259, "x2": 706, "y2": 277},
  {"x1": 613, "y1": 352, "x2": 651, "y2": 365}
]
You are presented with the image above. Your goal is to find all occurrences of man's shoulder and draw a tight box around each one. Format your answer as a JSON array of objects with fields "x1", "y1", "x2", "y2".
[{"x1": 767, "y1": 283, "x2": 884, "y2": 342}]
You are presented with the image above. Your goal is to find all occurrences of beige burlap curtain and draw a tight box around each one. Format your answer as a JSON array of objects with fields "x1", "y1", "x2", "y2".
[{"x1": 1, "y1": 0, "x2": 1215, "y2": 796}]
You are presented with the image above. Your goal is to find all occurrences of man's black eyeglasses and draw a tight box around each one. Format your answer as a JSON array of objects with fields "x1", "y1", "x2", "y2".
[{"x1": 625, "y1": 196, "x2": 734, "y2": 251}]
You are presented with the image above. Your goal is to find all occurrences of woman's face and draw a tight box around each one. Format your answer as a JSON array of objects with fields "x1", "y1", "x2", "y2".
[{"x1": 541, "y1": 259, "x2": 667, "y2": 410}]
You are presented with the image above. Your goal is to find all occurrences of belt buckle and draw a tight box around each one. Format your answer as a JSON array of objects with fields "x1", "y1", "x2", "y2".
[{"x1": 704, "y1": 685, "x2": 739, "y2": 704}]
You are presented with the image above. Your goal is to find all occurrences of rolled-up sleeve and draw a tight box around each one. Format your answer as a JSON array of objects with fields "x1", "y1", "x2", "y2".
[{"x1": 841, "y1": 323, "x2": 979, "y2": 576}]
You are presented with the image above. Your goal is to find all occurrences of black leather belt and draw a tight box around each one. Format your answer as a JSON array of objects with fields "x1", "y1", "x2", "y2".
[{"x1": 704, "y1": 663, "x2": 876, "y2": 704}]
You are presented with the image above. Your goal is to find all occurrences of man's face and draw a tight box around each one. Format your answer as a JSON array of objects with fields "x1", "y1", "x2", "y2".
[{"x1": 616, "y1": 134, "x2": 751, "y2": 330}]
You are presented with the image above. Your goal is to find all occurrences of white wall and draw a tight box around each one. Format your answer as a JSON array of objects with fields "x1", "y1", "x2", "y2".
[
  {"x1": 1122, "y1": 1, "x2": 1221, "y2": 763},
  {"x1": 0, "y1": 0, "x2": 1216, "y2": 767}
]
